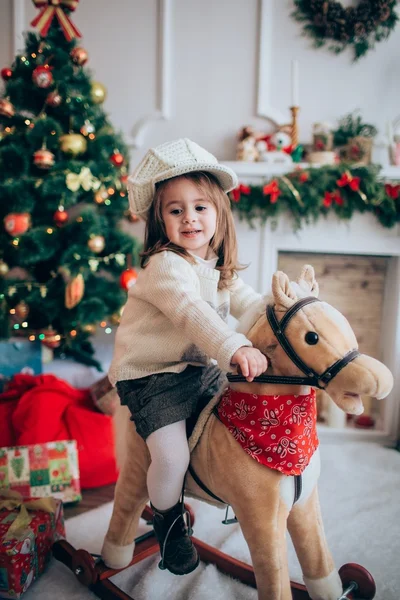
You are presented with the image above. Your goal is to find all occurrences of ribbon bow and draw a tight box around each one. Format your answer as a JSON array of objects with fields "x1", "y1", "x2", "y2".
[
  {"x1": 230, "y1": 184, "x2": 251, "y2": 203},
  {"x1": 66, "y1": 167, "x2": 101, "y2": 192},
  {"x1": 263, "y1": 179, "x2": 281, "y2": 204},
  {"x1": 384, "y1": 183, "x2": 400, "y2": 199},
  {"x1": 0, "y1": 490, "x2": 56, "y2": 541},
  {"x1": 31, "y1": 0, "x2": 82, "y2": 42},
  {"x1": 336, "y1": 172, "x2": 361, "y2": 191}
]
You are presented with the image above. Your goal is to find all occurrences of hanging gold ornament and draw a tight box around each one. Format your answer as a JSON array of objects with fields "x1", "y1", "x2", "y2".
[
  {"x1": 15, "y1": 301, "x2": 29, "y2": 319},
  {"x1": 0, "y1": 98, "x2": 15, "y2": 118},
  {"x1": 90, "y1": 81, "x2": 107, "y2": 104},
  {"x1": 94, "y1": 188, "x2": 109, "y2": 204},
  {"x1": 65, "y1": 273, "x2": 85, "y2": 309},
  {"x1": 0, "y1": 259, "x2": 9, "y2": 276},
  {"x1": 60, "y1": 133, "x2": 87, "y2": 157},
  {"x1": 88, "y1": 235, "x2": 105, "y2": 253}
]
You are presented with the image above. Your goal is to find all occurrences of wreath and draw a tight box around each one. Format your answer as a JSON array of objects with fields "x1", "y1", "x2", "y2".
[{"x1": 292, "y1": 1, "x2": 398, "y2": 60}]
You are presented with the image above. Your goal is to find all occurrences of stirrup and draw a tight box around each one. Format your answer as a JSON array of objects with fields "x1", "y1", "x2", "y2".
[{"x1": 222, "y1": 505, "x2": 238, "y2": 525}]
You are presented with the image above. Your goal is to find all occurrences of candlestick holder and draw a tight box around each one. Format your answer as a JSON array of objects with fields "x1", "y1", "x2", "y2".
[{"x1": 290, "y1": 106, "x2": 300, "y2": 148}]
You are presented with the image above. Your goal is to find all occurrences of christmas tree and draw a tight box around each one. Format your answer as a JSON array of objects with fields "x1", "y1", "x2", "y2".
[{"x1": 0, "y1": 0, "x2": 140, "y2": 369}]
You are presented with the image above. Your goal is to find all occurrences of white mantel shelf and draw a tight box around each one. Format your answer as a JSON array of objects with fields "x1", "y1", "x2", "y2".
[{"x1": 222, "y1": 161, "x2": 400, "y2": 180}]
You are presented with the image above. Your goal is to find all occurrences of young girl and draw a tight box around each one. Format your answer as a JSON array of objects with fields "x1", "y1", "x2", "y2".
[{"x1": 108, "y1": 138, "x2": 268, "y2": 575}]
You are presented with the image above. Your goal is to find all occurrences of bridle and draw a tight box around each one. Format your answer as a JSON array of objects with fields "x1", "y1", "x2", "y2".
[{"x1": 227, "y1": 296, "x2": 360, "y2": 390}]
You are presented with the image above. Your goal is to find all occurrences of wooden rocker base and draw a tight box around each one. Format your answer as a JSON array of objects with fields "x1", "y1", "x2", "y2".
[{"x1": 52, "y1": 504, "x2": 376, "y2": 600}]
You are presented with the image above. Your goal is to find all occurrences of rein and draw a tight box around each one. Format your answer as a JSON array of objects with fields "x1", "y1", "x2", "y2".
[{"x1": 227, "y1": 296, "x2": 360, "y2": 389}]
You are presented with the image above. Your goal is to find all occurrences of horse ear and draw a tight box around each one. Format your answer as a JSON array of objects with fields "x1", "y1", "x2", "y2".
[
  {"x1": 297, "y1": 264, "x2": 319, "y2": 297},
  {"x1": 272, "y1": 271, "x2": 298, "y2": 310}
]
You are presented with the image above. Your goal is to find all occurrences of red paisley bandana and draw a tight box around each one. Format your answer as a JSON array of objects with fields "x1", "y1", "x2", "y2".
[{"x1": 216, "y1": 387, "x2": 319, "y2": 476}]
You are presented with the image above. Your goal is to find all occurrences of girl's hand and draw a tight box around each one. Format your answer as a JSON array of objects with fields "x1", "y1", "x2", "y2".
[{"x1": 231, "y1": 347, "x2": 268, "y2": 382}]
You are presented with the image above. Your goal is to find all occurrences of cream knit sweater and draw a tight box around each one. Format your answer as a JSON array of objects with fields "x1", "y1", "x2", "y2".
[{"x1": 108, "y1": 250, "x2": 263, "y2": 384}]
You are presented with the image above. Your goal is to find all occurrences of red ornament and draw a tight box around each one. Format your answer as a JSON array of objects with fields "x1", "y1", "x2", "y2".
[
  {"x1": 32, "y1": 65, "x2": 53, "y2": 88},
  {"x1": 1, "y1": 67, "x2": 12, "y2": 81},
  {"x1": 121, "y1": 174, "x2": 129, "y2": 185},
  {"x1": 70, "y1": 47, "x2": 88, "y2": 65},
  {"x1": 54, "y1": 209, "x2": 68, "y2": 226},
  {"x1": 299, "y1": 172, "x2": 309, "y2": 183},
  {"x1": 0, "y1": 98, "x2": 15, "y2": 118},
  {"x1": 4, "y1": 213, "x2": 31, "y2": 236},
  {"x1": 110, "y1": 152, "x2": 124, "y2": 167},
  {"x1": 33, "y1": 148, "x2": 55, "y2": 169},
  {"x1": 119, "y1": 268, "x2": 138, "y2": 291},
  {"x1": 46, "y1": 91, "x2": 62, "y2": 107}
]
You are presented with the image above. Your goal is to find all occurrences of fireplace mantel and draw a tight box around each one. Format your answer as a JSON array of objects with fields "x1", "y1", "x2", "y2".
[{"x1": 229, "y1": 162, "x2": 400, "y2": 445}]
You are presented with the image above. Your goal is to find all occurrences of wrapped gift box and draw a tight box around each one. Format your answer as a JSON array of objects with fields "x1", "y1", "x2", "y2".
[
  {"x1": 0, "y1": 496, "x2": 65, "y2": 598},
  {"x1": 0, "y1": 340, "x2": 46, "y2": 393},
  {"x1": 0, "y1": 441, "x2": 81, "y2": 504}
]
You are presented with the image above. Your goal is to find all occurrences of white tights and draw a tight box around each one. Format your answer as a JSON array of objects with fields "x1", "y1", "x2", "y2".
[{"x1": 146, "y1": 420, "x2": 190, "y2": 510}]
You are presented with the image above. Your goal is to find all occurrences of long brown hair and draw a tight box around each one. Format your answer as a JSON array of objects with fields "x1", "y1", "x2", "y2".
[{"x1": 140, "y1": 171, "x2": 242, "y2": 289}]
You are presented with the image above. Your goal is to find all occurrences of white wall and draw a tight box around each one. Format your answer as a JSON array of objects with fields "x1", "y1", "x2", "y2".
[{"x1": 1, "y1": 0, "x2": 399, "y2": 166}]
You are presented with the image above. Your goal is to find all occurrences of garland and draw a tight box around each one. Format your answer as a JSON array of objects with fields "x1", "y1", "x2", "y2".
[
  {"x1": 229, "y1": 165, "x2": 400, "y2": 230},
  {"x1": 292, "y1": 1, "x2": 399, "y2": 60}
]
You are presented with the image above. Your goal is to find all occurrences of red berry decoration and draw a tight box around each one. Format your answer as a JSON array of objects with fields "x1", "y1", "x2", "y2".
[
  {"x1": 110, "y1": 152, "x2": 124, "y2": 167},
  {"x1": 4, "y1": 213, "x2": 31, "y2": 236},
  {"x1": 54, "y1": 209, "x2": 68, "y2": 227},
  {"x1": 119, "y1": 268, "x2": 138, "y2": 291},
  {"x1": 1, "y1": 67, "x2": 12, "y2": 81},
  {"x1": 32, "y1": 65, "x2": 53, "y2": 88}
]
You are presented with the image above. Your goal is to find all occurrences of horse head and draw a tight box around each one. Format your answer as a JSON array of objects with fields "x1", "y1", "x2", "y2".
[{"x1": 245, "y1": 264, "x2": 393, "y2": 415}]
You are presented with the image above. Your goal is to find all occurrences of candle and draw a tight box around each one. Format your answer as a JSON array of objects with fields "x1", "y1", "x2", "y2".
[{"x1": 291, "y1": 59, "x2": 299, "y2": 107}]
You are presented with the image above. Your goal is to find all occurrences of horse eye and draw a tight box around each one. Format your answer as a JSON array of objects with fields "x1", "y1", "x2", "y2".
[{"x1": 305, "y1": 331, "x2": 319, "y2": 345}]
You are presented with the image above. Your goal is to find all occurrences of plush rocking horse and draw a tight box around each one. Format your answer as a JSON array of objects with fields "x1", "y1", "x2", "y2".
[{"x1": 54, "y1": 265, "x2": 393, "y2": 600}]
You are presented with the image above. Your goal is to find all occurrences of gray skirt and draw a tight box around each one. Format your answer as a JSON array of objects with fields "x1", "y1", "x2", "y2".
[{"x1": 116, "y1": 364, "x2": 226, "y2": 440}]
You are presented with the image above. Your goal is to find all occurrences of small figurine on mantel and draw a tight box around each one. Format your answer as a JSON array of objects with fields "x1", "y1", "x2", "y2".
[{"x1": 236, "y1": 125, "x2": 296, "y2": 165}]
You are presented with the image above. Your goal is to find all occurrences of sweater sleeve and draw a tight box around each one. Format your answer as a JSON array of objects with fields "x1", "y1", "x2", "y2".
[
  {"x1": 229, "y1": 274, "x2": 264, "y2": 320},
  {"x1": 140, "y1": 253, "x2": 252, "y2": 372}
]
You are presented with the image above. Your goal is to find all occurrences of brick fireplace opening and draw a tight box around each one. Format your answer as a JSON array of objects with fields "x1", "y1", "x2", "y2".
[{"x1": 277, "y1": 252, "x2": 389, "y2": 431}]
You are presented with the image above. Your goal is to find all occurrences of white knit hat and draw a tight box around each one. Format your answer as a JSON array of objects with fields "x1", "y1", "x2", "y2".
[{"x1": 127, "y1": 138, "x2": 238, "y2": 217}]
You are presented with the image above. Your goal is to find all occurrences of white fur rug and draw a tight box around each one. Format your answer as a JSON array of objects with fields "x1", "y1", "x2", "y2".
[{"x1": 21, "y1": 442, "x2": 400, "y2": 600}]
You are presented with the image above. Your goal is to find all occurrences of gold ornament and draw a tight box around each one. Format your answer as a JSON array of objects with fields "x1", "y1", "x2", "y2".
[
  {"x1": 90, "y1": 81, "x2": 107, "y2": 104},
  {"x1": 60, "y1": 133, "x2": 87, "y2": 157},
  {"x1": 0, "y1": 98, "x2": 15, "y2": 118},
  {"x1": 15, "y1": 301, "x2": 29, "y2": 318},
  {"x1": 65, "y1": 273, "x2": 85, "y2": 309},
  {"x1": 0, "y1": 259, "x2": 9, "y2": 276},
  {"x1": 94, "y1": 188, "x2": 109, "y2": 204},
  {"x1": 83, "y1": 324, "x2": 96, "y2": 334},
  {"x1": 88, "y1": 235, "x2": 105, "y2": 253}
]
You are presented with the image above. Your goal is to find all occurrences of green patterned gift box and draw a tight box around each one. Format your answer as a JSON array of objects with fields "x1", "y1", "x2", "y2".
[{"x1": 0, "y1": 441, "x2": 81, "y2": 504}]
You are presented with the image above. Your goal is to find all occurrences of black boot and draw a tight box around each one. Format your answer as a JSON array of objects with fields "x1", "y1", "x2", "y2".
[{"x1": 151, "y1": 499, "x2": 199, "y2": 575}]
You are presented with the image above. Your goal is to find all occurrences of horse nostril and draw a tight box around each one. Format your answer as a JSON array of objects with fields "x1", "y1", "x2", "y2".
[{"x1": 305, "y1": 331, "x2": 319, "y2": 345}]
